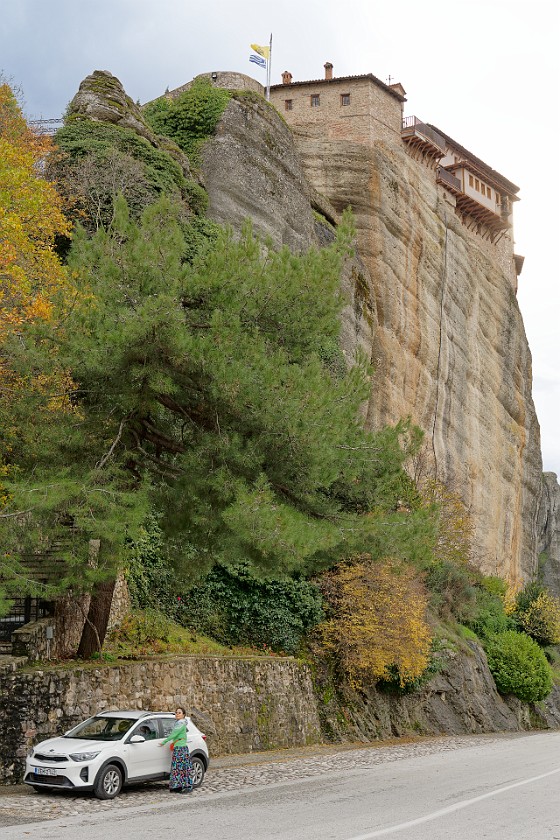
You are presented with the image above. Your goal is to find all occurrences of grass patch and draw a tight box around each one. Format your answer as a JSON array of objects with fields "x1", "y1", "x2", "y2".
[
  {"x1": 21, "y1": 610, "x2": 287, "y2": 671},
  {"x1": 103, "y1": 609, "x2": 284, "y2": 660}
]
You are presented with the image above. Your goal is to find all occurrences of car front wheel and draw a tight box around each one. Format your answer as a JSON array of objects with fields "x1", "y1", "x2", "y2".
[
  {"x1": 190, "y1": 756, "x2": 205, "y2": 788},
  {"x1": 94, "y1": 764, "x2": 123, "y2": 799}
]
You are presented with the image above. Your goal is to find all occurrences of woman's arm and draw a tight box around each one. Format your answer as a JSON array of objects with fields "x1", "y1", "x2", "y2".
[{"x1": 161, "y1": 721, "x2": 187, "y2": 745}]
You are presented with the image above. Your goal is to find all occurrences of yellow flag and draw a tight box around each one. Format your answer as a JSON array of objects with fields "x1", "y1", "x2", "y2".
[{"x1": 251, "y1": 43, "x2": 270, "y2": 60}]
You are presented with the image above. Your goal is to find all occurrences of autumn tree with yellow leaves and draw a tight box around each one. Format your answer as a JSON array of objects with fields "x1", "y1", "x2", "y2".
[
  {"x1": 0, "y1": 83, "x2": 72, "y2": 469},
  {"x1": 0, "y1": 83, "x2": 74, "y2": 613},
  {"x1": 316, "y1": 555, "x2": 432, "y2": 689}
]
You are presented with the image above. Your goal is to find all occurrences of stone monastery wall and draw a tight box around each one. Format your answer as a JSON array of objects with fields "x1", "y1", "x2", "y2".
[{"x1": 271, "y1": 76, "x2": 403, "y2": 147}]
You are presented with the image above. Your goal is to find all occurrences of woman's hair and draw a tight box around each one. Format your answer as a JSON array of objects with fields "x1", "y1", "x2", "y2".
[{"x1": 176, "y1": 706, "x2": 187, "y2": 715}]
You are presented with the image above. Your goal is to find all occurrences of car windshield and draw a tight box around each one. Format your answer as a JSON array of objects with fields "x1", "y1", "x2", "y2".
[{"x1": 64, "y1": 716, "x2": 136, "y2": 741}]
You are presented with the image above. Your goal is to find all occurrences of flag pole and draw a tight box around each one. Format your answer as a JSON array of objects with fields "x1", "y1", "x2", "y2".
[{"x1": 266, "y1": 33, "x2": 272, "y2": 101}]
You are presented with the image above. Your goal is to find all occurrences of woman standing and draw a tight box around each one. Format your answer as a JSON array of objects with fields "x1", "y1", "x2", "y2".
[{"x1": 160, "y1": 706, "x2": 193, "y2": 793}]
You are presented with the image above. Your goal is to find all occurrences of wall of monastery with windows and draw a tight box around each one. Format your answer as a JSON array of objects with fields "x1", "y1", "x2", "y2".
[{"x1": 270, "y1": 78, "x2": 403, "y2": 146}]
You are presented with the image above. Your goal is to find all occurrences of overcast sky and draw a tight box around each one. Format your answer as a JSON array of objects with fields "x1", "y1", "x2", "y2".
[{"x1": 2, "y1": 0, "x2": 559, "y2": 475}]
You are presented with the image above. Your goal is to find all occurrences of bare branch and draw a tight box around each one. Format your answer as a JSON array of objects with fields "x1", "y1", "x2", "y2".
[{"x1": 96, "y1": 417, "x2": 127, "y2": 469}]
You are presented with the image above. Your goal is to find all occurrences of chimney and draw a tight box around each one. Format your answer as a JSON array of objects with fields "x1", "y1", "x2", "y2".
[
  {"x1": 324, "y1": 62, "x2": 333, "y2": 80},
  {"x1": 282, "y1": 70, "x2": 293, "y2": 85}
]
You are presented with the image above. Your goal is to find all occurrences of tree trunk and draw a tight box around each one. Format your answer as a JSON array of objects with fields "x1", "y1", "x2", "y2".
[{"x1": 76, "y1": 577, "x2": 116, "y2": 658}]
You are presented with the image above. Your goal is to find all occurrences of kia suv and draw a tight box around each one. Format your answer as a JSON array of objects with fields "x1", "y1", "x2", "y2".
[{"x1": 24, "y1": 710, "x2": 209, "y2": 799}]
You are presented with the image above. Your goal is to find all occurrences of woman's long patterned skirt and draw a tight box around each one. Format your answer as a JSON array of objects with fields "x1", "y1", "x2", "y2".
[{"x1": 169, "y1": 745, "x2": 193, "y2": 791}]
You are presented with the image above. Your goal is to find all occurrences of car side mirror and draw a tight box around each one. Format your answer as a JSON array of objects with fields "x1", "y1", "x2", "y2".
[{"x1": 129, "y1": 735, "x2": 145, "y2": 743}]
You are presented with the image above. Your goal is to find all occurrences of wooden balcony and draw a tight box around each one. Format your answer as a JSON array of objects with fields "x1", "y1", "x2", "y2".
[
  {"x1": 402, "y1": 117, "x2": 447, "y2": 165},
  {"x1": 454, "y1": 192, "x2": 511, "y2": 241},
  {"x1": 436, "y1": 167, "x2": 462, "y2": 194}
]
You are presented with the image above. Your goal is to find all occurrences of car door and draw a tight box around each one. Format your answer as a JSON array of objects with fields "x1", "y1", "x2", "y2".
[{"x1": 124, "y1": 720, "x2": 167, "y2": 780}]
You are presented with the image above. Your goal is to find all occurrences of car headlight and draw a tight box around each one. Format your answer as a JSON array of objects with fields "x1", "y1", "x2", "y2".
[{"x1": 69, "y1": 751, "x2": 101, "y2": 762}]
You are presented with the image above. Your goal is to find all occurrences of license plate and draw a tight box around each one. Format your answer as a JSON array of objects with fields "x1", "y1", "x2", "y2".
[{"x1": 34, "y1": 767, "x2": 58, "y2": 776}]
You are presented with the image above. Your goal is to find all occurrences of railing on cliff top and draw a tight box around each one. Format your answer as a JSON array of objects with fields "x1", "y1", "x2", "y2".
[
  {"x1": 28, "y1": 118, "x2": 64, "y2": 135},
  {"x1": 402, "y1": 116, "x2": 447, "y2": 154}
]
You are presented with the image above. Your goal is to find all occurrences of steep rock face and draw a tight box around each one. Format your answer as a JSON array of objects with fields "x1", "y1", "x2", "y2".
[
  {"x1": 318, "y1": 641, "x2": 560, "y2": 741},
  {"x1": 538, "y1": 473, "x2": 560, "y2": 597},
  {"x1": 279, "y1": 132, "x2": 542, "y2": 581},
  {"x1": 201, "y1": 95, "x2": 376, "y2": 368},
  {"x1": 68, "y1": 70, "x2": 156, "y2": 142},
  {"x1": 67, "y1": 70, "x2": 542, "y2": 582},
  {"x1": 66, "y1": 70, "x2": 193, "y2": 185}
]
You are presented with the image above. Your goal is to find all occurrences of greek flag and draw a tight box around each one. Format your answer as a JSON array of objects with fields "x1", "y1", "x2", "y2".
[{"x1": 249, "y1": 53, "x2": 267, "y2": 69}]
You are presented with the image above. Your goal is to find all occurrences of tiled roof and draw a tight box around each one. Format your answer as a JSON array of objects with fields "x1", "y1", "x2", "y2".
[
  {"x1": 429, "y1": 124, "x2": 520, "y2": 195},
  {"x1": 270, "y1": 73, "x2": 406, "y2": 102}
]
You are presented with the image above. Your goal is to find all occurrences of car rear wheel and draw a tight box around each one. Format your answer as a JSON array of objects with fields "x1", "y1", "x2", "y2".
[
  {"x1": 190, "y1": 756, "x2": 205, "y2": 788},
  {"x1": 94, "y1": 764, "x2": 123, "y2": 799}
]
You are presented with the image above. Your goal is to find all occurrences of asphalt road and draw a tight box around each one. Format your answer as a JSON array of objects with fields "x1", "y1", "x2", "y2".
[{"x1": 0, "y1": 732, "x2": 559, "y2": 839}]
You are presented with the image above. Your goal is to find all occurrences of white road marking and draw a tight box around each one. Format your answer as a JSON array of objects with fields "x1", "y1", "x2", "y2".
[{"x1": 346, "y1": 765, "x2": 560, "y2": 839}]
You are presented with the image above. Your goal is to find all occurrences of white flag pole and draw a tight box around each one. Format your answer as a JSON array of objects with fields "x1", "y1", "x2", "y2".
[{"x1": 266, "y1": 33, "x2": 272, "y2": 101}]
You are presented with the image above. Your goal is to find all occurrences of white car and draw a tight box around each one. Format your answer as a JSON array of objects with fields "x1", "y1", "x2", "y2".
[{"x1": 24, "y1": 710, "x2": 209, "y2": 799}]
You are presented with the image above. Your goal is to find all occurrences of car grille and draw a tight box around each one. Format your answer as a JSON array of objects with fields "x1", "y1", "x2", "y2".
[
  {"x1": 25, "y1": 773, "x2": 73, "y2": 787},
  {"x1": 34, "y1": 753, "x2": 67, "y2": 762}
]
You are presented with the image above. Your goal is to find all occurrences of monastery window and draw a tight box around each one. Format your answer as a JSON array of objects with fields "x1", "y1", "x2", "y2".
[
  {"x1": 487, "y1": 187, "x2": 492, "y2": 199},
  {"x1": 469, "y1": 174, "x2": 474, "y2": 188},
  {"x1": 311, "y1": 94, "x2": 320, "y2": 107},
  {"x1": 340, "y1": 93, "x2": 351, "y2": 106},
  {"x1": 481, "y1": 184, "x2": 486, "y2": 197},
  {"x1": 475, "y1": 178, "x2": 480, "y2": 191},
  {"x1": 285, "y1": 99, "x2": 293, "y2": 111}
]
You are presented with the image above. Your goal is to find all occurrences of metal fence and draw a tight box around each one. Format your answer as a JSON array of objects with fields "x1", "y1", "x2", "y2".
[
  {"x1": 0, "y1": 597, "x2": 50, "y2": 641},
  {"x1": 28, "y1": 117, "x2": 64, "y2": 135},
  {"x1": 402, "y1": 116, "x2": 447, "y2": 153}
]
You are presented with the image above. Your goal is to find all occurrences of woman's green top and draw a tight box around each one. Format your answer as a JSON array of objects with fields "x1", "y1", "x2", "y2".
[{"x1": 162, "y1": 720, "x2": 188, "y2": 748}]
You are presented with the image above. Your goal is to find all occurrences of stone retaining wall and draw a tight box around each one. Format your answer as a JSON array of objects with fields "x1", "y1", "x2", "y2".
[
  {"x1": 2, "y1": 644, "x2": 559, "y2": 785},
  {"x1": 0, "y1": 655, "x2": 321, "y2": 784}
]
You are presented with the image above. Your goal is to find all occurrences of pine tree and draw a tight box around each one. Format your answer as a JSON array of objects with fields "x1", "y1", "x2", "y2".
[{"x1": 4, "y1": 196, "x2": 433, "y2": 652}]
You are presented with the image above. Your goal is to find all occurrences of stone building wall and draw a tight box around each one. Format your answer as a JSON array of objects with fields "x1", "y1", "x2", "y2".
[
  {"x1": 9, "y1": 572, "x2": 130, "y2": 662},
  {"x1": 270, "y1": 75, "x2": 403, "y2": 148},
  {"x1": 166, "y1": 71, "x2": 263, "y2": 100}
]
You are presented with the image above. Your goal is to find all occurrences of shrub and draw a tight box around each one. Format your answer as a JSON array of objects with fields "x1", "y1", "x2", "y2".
[
  {"x1": 425, "y1": 559, "x2": 476, "y2": 621},
  {"x1": 466, "y1": 586, "x2": 515, "y2": 639},
  {"x1": 484, "y1": 630, "x2": 553, "y2": 702},
  {"x1": 187, "y1": 565, "x2": 324, "y2": 654},
  {"x1": 125, "y1": 513, "x2": 188, "y2": 622},
  {"x1": 143, "y1": 78, "x2": 232, "y2": 164},
  {"x1": 316, "y1": 556, "x2": 432, "y2": 689},
  {"x1": 421, "y1": 479, "x2": 474, "y2": 567},
  {"x1": 50, "y1": 120, "x2": 187, "y2": 231},
  {"x1": 377, "y1": 637, "x2": 448, "y2": 694},
  {"x1": 518, "y1": 591, "x2": 560, "y2": 646},
  {"x1": 116, "y1": 609, "x2": 174, "y2": 648},
  {"x1": 480, "y1": 575, "x2": 508, "y2": 598},
  {"x1": 515, "y1": 581, "x2": 543, "y2": 614}
]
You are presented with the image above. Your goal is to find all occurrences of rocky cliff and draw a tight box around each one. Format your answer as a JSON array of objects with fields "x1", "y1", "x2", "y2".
[
  {"x1": 60, "y1": 69, "x2": 543, "y2": 583},
  {"x1": 200, "y1": 84, "x2": 542, "y2": 583},
  {"x1": 538, "y1": 472, "x2": 560, "y2": 596},
  {"x1": 199, "y1": 94, "x2": 375, "y2": 366}
]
